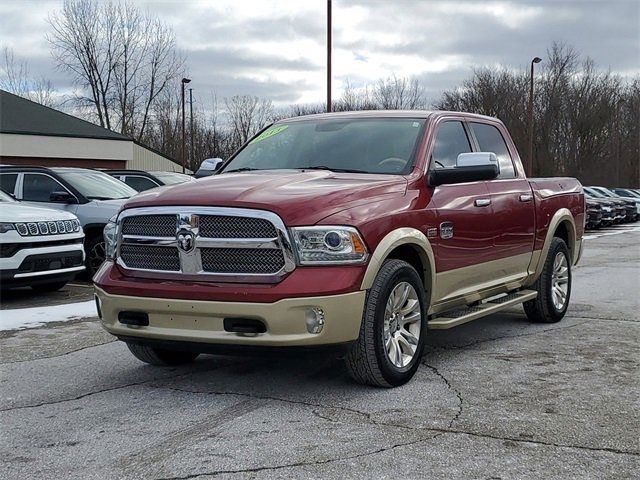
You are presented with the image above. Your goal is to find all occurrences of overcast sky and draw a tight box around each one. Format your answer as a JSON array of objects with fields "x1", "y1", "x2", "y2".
[{"x1": 1, "y1": 0, "x2": 638, "y2": 108}]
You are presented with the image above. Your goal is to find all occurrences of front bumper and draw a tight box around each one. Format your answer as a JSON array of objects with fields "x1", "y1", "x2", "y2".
[
  {"x1": 95, "y1": 287, "x2": 366, "y2": 347},
  {"x1": 0, "y1": 242, "x2": 85, "y2": 285}
]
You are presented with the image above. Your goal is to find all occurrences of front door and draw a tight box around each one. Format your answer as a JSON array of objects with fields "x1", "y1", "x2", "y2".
[{"x1": 427, "y1": 119, "x2": 497, "y2": 303}]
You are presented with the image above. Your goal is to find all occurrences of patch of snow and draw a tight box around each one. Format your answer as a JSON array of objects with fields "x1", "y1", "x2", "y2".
[{"x1": 0, "y1": 300, "x2": 97, "y2": 331}]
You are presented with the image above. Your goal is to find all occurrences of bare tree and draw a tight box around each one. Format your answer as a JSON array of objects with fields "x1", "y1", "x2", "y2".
[
  {"x1": 373, "y1": 75, "x2": 425, "y2": 109},
  {"x1": 224, "y1": 95, "x2": 273, "y2": 148},
  {"x1": 47, "y1": 0, "x2": 184, "y2": 137},
  {"x1": 0, "y1": 46, "x2": 57, "y2": 107}
]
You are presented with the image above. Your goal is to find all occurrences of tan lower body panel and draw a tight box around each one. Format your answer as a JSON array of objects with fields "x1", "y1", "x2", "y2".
[
  {"x1": 94, "y1": 287, "x2": 366, "y2": 347},
  {"x1": 430, "y1": 252, "x2": 533, "y2": 314}
]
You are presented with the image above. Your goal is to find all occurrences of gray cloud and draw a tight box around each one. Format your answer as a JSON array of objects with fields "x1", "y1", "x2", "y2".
[{"x1": 0, "y1": 0, "x2": 637, "y2": 108}]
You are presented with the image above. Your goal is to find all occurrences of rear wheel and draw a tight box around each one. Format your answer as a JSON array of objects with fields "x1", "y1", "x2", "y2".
[
  {"x1": 524, "y1": 237, "x2": 571, "y2": 323},
  {"x1": 126, "y1": 342, "x2": 200, "y2": 366},
  {"x1": 345, "y1": 259, "x2": 427, "y2": 387}
]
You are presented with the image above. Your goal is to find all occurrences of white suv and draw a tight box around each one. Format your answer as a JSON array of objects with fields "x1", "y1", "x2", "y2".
[{"x1": 0, "y1": 191, "x2": 85, "y2": 292}]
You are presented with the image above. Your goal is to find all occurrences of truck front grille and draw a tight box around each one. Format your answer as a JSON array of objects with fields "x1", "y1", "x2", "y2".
[
  {"x1": 200, "y1": 248, "x2": 285, "y2": 274},
  {"x1": 120, "y1": 244, "x2": 181, "y2": 271},
  {"x1": 116, "y1": 207, "x2": 295, "y2": 283}
]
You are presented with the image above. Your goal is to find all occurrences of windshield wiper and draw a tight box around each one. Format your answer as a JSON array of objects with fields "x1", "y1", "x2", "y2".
[
  {"x1": 299, "y1": 165, "x2": 370, "y2": 174},
  {"x1": 86, "y1": 196, "x2": 114, "y2": 200},
  {"x1": 223, "y1": 167, "x2": 260, "y2": 173}
]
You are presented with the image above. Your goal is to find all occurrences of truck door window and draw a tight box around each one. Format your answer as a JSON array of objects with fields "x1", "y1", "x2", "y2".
[
  {"x1": 22, "y1": 173, "x2": 67, "y2": 202},
  {"x1": 431, "y1": 121, "x2": 472, "y2": 169},
  {"x1": 470, "y1": 122, "x2": 516, "y2": 179}
]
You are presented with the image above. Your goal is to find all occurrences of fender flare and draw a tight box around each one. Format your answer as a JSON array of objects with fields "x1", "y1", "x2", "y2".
[
  {"x1": 527, "y1": 208, "x2": 577, "y2": 284},
  {"x1": 360, "y1": 228, "x2": 436, "y2": 306}
]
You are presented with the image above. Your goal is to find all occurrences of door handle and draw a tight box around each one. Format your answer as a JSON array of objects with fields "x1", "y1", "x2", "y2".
[
  {"x1": 474, "y1": 198, "x2": 491, "y2": 207},
  {"x1": 519, "y1": 194, "x2": 533, "y2": 202}
]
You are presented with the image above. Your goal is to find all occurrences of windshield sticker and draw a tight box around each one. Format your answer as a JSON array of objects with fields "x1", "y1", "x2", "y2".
[{"x1": 250, "y1": 125, "x2": 289, "y2": 144}]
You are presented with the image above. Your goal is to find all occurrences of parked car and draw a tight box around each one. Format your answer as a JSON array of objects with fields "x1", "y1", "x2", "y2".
[
  {"x1": 106, "y1": 170, "x2": 195, "y2": 192},
  {"x1": 0, "y1": 166, "x2": 136, "y2": 276},
  {"x1": 585, "y1": 187, "x2": 638, "y2": 222},
  {"x1": 194, "y1": 158, "x2": 224, "y2": 178},
  {"x1": 612, "y1": 188, "x2": 640, "y2": 199},
  {"x1": 585, "y1": 199, "x2": 603, "y2": 229},
  {"x1": 584, "y1": 193, "x2": 622, "y2": 226},
  {"x1": 0, "y1": 189, "x2": 84, "y2": 292},
  {"x1": 95, "y1": 111, "x2": 585, "y2": 387}
]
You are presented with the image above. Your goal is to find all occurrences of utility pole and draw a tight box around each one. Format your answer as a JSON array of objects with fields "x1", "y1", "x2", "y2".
[
  {"x1": 527, "y1": 57, "x2": 542, "y2": 177},
  {"x1": 189, "y1": 88, "x2": 194, "y2": 171},
  {"x1": 181, "y1": 77, "x2": 191, "y2": 174},
  {"x1": 326, "y1": 0, "x2": 332, "y2": 113}
]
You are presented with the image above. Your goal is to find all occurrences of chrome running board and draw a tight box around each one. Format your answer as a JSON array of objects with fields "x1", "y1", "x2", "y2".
[{"x1": 427, "y1": 289, "x2": 538, "y2": 330}]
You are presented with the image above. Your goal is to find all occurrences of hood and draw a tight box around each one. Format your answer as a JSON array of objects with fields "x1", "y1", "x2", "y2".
[
  {"x1": 0, "y1": 203, "x2": 78, "y2": 223},
  {"x1": 122, "y1": 170, "x2": 408, "y2": 225}
]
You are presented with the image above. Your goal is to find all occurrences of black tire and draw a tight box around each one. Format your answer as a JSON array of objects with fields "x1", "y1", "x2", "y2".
[
  {"x1": 126, "y1": 342, "x2": 200, "y2": 366},
  {"x1": 524, "y1": 237, "x2": 572, "y2": 323},
  {"x1": 345, "y1": 259, "x2": 427, "y2": 387},
  {"x1": 86, "y1": 234, "x2": 106, "y2": 278},
  {"x1": 30, "y1": 280, "x2": 68, "y2": 293}
]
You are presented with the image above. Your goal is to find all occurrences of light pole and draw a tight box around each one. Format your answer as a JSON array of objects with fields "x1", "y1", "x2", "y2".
[
  {"x1": 189, "y1": 87, "x2": 194, "y2": 171},
  {"x1": 181, "y1": 77, "x2": 191, "y2": 174},
  {"x1": 326, "y1": 0, "x2": 332, "y2": 113},
  {"x1": 528, "y1": 57, "x2": 542, "y2": 177}
]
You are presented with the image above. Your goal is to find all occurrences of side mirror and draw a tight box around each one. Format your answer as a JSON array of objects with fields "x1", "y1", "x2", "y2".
[
  {"x1": 194, "y1": 158, "x2": 224, "y2": 178},
  {"x1": 50, "y1": 191, "x2": 77, "y2": 204},
  {"x1": 430, "y1": 152, "x2": 499, "y2": 186}
]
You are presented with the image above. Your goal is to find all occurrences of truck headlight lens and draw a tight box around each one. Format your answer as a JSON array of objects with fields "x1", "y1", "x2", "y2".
[
  {"x1": 104, "y1": 215, "x2": 118, "y2": 260},
  {"x1": 291, "y1": 226, "x2": 368, "y2": 265},
  {"x1": 0, "y1": 223, "x2": 16, "y2": 233}
]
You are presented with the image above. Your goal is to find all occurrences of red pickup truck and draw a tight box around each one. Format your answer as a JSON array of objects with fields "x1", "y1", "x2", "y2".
[{"x1": 94, "y1": 111, "x2": 585, "y2": 387}]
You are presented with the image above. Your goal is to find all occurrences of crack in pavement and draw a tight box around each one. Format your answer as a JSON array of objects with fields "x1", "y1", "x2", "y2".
[
  {"x1": 153, "y1": 433, "x2": 441, "y2": 480},
  {"x1": 0, "y1": 339, "x2": 118, "y2": 365},
  {"x1": 0, "y1": 363, "x2": 235, "y2": 413},
  {"x1": 421, "y1": 362, "x2": 463, "y2": 428}
]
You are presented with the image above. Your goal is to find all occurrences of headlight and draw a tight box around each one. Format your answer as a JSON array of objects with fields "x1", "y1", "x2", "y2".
[
  {"x1": 0, "y1": 223, "x2": 16, "y2": 234},
  {"x1": 104, "y1": 215, "x2": 118, "y2": 260},
  {"x1": 291, "y1": 226, "x2": 368, "y2": 265}
]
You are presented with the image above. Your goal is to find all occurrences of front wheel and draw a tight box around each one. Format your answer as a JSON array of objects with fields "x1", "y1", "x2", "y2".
[
  {"x1": 345, "y1": 259, "x2": 427, "y2": 387},
  {"x1": 524, "y1": 237, "x2": 572, "y2": 323},
  {"x1": 86, "y1": 235, "x2": 106, "y2": 278},
  {"x1": 126, "y1": 342, "x2": 200, "y2": 366}
]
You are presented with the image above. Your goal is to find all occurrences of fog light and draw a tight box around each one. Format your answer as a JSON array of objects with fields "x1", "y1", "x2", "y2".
[{"x1": 305, "y1": 307, "x2": 325, "y2": 334}]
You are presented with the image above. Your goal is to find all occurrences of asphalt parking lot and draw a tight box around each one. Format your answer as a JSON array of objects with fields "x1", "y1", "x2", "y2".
[{"x1": 1, "y1": 226, "x2": 638, "y2": 479}]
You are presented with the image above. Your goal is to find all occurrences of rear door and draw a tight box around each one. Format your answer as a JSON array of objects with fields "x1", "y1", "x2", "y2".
[
  {"x1": 427, "y1": 119, "x2": 496, "y2": 302},
  {"x1": 468, "y1": 121, "x2": 535, "y2": 276}
]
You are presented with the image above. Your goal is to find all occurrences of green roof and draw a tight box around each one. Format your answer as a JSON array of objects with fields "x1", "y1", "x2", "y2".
[{"x1": 0, "y1": 89, "x2": 129, "y2": 141}]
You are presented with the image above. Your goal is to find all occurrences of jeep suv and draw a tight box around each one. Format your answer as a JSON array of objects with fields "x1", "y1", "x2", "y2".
[{"x1": 0, "y1": 166, "x2": 136, "y2": 275}]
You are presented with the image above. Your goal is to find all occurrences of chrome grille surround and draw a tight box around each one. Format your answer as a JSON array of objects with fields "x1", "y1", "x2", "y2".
[{"x1": 116, "y1": 206, "x2": 296, "y2": 283}]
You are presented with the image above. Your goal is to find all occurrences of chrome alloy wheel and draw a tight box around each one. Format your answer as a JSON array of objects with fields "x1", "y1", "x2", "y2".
[
  {"x1": 551, "y1": 251, "x2": 569, "y2": 310},
  {"x1": 383, "y1": 281, "x2": 422, "y2": 368}
]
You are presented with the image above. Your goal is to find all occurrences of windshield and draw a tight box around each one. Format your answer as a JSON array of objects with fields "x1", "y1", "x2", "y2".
[
  {"x1": 593, "y1": 187, "x2": 616, "y2": 198},
  {"x1": 56, "y1": 170, "x2": 137, "y2": 200},
  {"x1": 585, "y1": 188, "x2": 607, "y2": 199},
  {"x1": 0, "y1": 190, "x2": 15, "y2": 202},
  {"x1": 152, "y1": 172, "x2": 193, "y2": 185},
  {"x1": 221, "y1": 118, "x2": 426, "y2": 175}
]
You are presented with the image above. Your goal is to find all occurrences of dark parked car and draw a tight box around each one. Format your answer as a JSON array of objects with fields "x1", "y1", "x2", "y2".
[
  {"x1": 585, "y1": 200, "x2": 603, "y2": 229},
  {"x1": 106, "y1": 170, "x2": 195, "y2": 192},
  {"x1": 585, "y1": 187, "x2": 637, "y2": 223}
]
